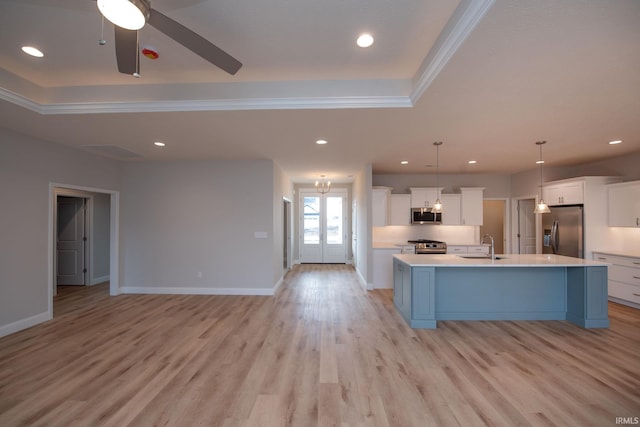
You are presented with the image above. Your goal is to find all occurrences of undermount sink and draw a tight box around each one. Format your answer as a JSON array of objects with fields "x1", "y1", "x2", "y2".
[{"x1": 457, "y1": 255, "x2": 508, "y2": 260}]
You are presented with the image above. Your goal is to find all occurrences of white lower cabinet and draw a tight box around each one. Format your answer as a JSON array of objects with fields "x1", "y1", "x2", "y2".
[
  {"x1": 447, "y1": 245, "x2": 489, "y2": 255},
  {"x1": 373, "y1": 248, "x2": 400, "y2": 289},
  {"x1": 593, "y1": 252, "x2": 640, "y2": 308}
]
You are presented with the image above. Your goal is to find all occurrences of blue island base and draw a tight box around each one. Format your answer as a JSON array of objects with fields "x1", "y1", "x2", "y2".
[{"x1": 393, "y1": 260, "x2": 609, "y2": 329}]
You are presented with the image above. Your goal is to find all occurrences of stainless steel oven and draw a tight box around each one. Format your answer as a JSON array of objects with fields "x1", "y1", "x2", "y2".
[{"x1": 407, "y1": 239, "x2": 447, "y2": 254}]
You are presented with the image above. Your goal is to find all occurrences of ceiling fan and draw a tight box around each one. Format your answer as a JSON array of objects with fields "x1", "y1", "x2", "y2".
[{"x1": 96, "y1": 0, "x2": 242, "y2": 76}]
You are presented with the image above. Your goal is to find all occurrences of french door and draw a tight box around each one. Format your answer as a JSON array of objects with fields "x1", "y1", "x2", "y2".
[{"x1": 299, "y1": 189, "x2": 347, "y2": 263}]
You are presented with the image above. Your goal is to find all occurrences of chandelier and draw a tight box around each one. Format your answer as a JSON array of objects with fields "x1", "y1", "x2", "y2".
[{"x1": 315, "y1": 175, "x2": 331, "y2": 194}]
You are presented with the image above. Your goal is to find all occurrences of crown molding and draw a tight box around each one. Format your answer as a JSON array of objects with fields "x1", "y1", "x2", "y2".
[
  {"x1": 410, "y1": 0, "x2": 495, "y2": 104},
  {"x1": 0, "y1": 1, "x2": 493, "y2": 114}
]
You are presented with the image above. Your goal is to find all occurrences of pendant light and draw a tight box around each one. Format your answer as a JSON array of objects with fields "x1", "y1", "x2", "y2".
[
  {"x1": 315, "y1": 175, "x2": 331, "y2": 194},
  {"x1": 432, "y1": 141, "x2": 443, "y2": 212},
  {"x1": 533, "y1": 140, "x2": 551, "y2": 214}
]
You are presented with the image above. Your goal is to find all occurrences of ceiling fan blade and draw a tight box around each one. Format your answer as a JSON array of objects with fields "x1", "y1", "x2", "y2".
[
  {"x1": 114, "y1": 26, "x2": 139, "y2": 76},
  {"x1": 148, "y1": 8, "x2": 242, "y2": 75}
]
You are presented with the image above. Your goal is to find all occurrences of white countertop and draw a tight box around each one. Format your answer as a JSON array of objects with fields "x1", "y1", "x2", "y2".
[
  {"x1": 592, "y1": 250, "x2": 640, "y2": 259},
  {"x1": 393, "y1": 253, "x2": 609, "y2": 267},
  {"x1": 373, "y1": 242, "x2": 414, "y2": 249}
]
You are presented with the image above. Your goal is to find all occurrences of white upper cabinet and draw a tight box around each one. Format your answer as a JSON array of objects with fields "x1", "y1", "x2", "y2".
[
  {"x1": 410, "y1": 187, "x2": 442, "y2": 209},
  {"x1": 390, "y1": 194, "x2": 411, "y2": 226},
  {"x1": 608, "y1": 181, "x2": 640, "y2": 227},
  {"x1": 440, "y1": 194, "x2": 461, "y2": 225},
  {"x1": 543, "y1": 181, "x2": 584, "y2": 205},
  {"x1": 460, "y1": 187, "x2": 484, "y2": 225},
  {"x1": 372, "y1": 187, "x2": 392, "y2": 227}
]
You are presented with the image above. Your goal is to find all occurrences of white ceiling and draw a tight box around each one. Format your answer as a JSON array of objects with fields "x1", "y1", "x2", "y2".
[{"x1": 1, "y1": 0, "x2": 639, "y2": 183}]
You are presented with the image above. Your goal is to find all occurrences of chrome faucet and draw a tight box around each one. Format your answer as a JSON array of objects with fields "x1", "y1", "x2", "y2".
[{"x1": 481, "y1": 234, "x2": 495, "y2": 260}]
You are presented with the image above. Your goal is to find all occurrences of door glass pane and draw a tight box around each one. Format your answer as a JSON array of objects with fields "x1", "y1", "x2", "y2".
[
  {"x1": 303, "y1": 196, "x2": 320, "y2": 244},
  {"x1": 326, "y1": 196, "x2": 343, "y2": 244}
]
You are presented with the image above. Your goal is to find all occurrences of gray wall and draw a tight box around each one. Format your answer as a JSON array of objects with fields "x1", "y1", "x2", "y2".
[
  {"x1": 119, "y1": 159, "x2": 280, "y2": 293},
  {"x1": 91, "y1": 192, "x2": 110, "y2": 283},
  {"x1": 0, "y1": 128, "x2": 120, "y2": 331}
]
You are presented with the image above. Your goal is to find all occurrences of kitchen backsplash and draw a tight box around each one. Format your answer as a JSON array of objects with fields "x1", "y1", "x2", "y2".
[
  {"x1": 373, "y1": 225, "x2": 480, "y2": 245},
  {"x1": 607, "y1": 227, "x2": 640, "y2": 253}
]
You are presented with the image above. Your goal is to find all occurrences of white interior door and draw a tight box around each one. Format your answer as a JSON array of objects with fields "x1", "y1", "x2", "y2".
[
  {"x1": 517, "y1": 199, "x2": 536, "y2": 254},
  {"x1": 300, "y1": 190, "x2": 347, "y2": 263},
  {"x1": 56, "y1": 196, "x2": 86, "y2": 285}
]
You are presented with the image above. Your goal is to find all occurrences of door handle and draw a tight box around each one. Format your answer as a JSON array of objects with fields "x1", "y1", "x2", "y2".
[{"x1": 550, "y1": 220, "x2": 559, "y2": 254}]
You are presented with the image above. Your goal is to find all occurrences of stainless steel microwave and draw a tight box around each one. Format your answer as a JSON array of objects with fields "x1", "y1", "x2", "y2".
[{"x1": 411, "y1": 208, "x2": 442, "y2": 224}]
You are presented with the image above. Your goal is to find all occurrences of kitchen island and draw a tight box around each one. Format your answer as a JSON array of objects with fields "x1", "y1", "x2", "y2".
[{"x1": 392, "y1": 254, "x2": 609, "y2": 329}]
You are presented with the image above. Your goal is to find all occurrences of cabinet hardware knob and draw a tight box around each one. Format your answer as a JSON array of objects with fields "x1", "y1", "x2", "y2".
[
  {"x1": 634, "y1": 293, "x2": 640, "y2": 297},
  {"x1": 633, "y1": 276, "x2": 640, "y2": 280},
  {"x1": 597, "y1": 257, "x2": 606, "y2": 260}
]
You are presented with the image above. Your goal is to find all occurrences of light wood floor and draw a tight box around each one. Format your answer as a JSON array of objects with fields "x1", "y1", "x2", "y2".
[{"x1": 1, "y1": 264, "x2": 639, "y2": 426}]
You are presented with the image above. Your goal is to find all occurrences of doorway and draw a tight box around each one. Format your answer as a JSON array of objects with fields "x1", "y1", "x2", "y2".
[
  {"x1": 299, "y1": 189, "x2": 347, "y2": 263},
  {"x1": 480, "y1": 199, "x2": 508, "y2": 254},
  {"x1": 49, "y1": 184, "x2": 120, "y2": 319}
]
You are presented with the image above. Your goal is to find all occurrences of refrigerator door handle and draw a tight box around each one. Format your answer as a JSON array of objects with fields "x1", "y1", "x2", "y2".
[{"x1": 550, "y1": 220, "x2": 559, "y2": 254}]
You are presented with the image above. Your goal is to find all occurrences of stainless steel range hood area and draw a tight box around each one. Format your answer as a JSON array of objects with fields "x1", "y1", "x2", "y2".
[{"x1": 411, "y1": 208, "x2": 442, "y2": 224}]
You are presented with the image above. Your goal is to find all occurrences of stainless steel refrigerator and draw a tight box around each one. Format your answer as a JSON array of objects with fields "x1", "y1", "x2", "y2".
[{"x1": 542, "y1": 205, "x2": 584, "y2": 258}]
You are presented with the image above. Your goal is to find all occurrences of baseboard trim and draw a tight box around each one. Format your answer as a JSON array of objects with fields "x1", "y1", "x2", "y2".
[
  {"x1": 0, "y1": 311, "x2": 51, "y2": 338},
  {"x1": 120, "y1": 286, "x2": 275, "y2": 296},
  {"x1": 354, "y1": 266, "x2": 370, "y2": 291},
  {"x1": 90, "y1": 275, "x2": 110, "y2": 286}
]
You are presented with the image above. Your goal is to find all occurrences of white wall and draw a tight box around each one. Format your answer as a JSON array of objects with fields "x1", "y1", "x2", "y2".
[
  {"x1": 119, "y1": 159, "x2": 279, "y2": 294},
  {"x1": 0, "y1": 128, "x2": 120, "y2": 335},
  {"x1": 352, "y1": 164, "x2": 372, "y2": 288},
  {"x1": 372, "y1": 226, "x2": 480, "y2": 245}
]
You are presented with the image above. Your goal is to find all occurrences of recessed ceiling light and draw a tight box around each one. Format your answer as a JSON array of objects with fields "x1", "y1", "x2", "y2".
[
  {"x1": 21, "y1": 46, "x2": 44, "y2": 58},
  {"x1": 468, "y1": 160, "x2": 477, "y2": 164},
  {"x1": 609, "y1": 140, "x2": 622, "y2": 145},
  {"x1": 154, "y1": 141, "x2": 165, "y2": 147},
  {"x1": 401, "y1": 161, "x2": 408, "y2": 165},
  {"x1": 356, "y1": 33, "x2": 374, "y2": 48},
  {"x1": 316, "y1": 139, "x2": 328, "y2": 145}
]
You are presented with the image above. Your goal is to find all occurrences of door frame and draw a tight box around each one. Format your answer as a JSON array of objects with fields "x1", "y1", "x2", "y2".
[
  {"x1": 283, "y1": 197, "x2": 292, "y2": 271},
  {"x1": 49, "y1": 183, "x2": 120, "y2": 318},
  {"x1": 298, "y1": 187, "x2": 348, "y2": 263}
]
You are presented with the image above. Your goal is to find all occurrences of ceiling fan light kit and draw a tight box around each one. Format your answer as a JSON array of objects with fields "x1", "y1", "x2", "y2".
[
  {"x1": 96, "y1": 0, "x2": 242, "y2": 77},
  {"x1": 97, "y1": 0, "x2": 150, "y2": 31}
]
